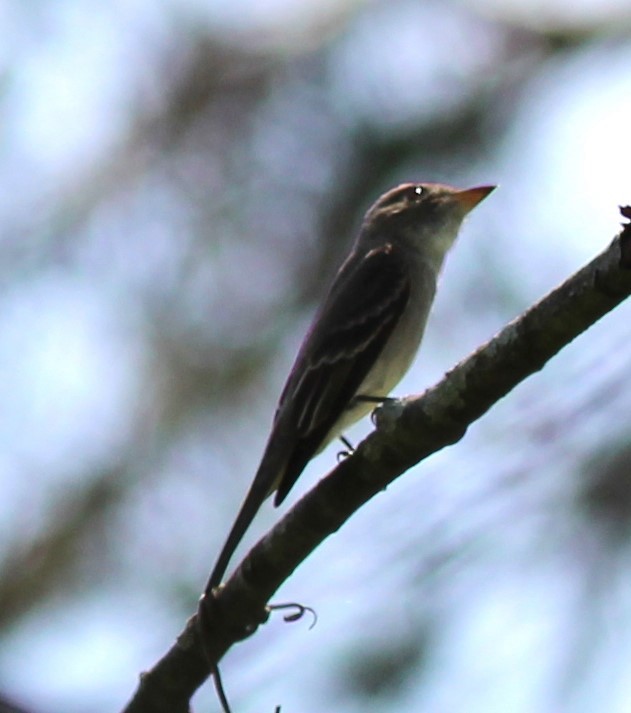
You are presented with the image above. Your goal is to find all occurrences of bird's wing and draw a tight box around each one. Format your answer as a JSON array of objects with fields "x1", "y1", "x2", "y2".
[
  {"x1": 273, "y1": 241, "x2": 411, "y2": 503},
  {"x1": 204, "y1": 242, "x2": 410, "y2": 591}
]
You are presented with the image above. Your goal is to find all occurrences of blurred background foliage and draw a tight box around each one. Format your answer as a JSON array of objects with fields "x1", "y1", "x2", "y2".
[{"x1": 0, "y1": 1, "x2": 630, "y2": 712}]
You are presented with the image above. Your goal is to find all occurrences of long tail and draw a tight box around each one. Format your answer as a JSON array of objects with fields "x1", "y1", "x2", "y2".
[{"x1": 204, "y1": 448, "x2": 288, "y2": 594}]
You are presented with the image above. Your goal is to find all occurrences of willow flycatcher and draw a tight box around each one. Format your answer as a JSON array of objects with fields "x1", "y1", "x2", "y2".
[{"x1": 205, "y1": 181, "x2": 495, "y2": 593}]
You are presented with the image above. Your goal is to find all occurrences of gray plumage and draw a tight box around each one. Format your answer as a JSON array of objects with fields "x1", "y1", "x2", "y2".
[{"x1": 205, "y1": 181, "x2": 495, "y2": 592}]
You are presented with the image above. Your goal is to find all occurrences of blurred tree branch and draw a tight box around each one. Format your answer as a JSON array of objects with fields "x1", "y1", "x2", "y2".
[
  {"x1": 0, "y1": 467, "x2": 126, "y2": 627},
  {"x1": 121, "y1": 213, "x2": 631, "y2": 712}
]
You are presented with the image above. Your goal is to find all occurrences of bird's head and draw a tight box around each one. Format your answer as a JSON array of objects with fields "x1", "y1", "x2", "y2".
[{"x1": 361, "y1": 181, "x2": 496, "y2": 262}]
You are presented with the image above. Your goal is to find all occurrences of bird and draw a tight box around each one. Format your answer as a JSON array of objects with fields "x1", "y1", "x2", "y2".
[{"x1": 204, "y1": 181, "x2": 495, "y2": 593}]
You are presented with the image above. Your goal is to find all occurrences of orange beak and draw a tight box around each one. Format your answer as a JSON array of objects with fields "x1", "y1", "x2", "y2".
[{"x1": 454, "y1": 185, "x2": 496, "y2": 212}]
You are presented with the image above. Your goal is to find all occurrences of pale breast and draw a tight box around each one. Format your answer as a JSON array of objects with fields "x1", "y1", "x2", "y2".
[{"x1": 320, "y1": 259, "x2": 437, "y2": 448}]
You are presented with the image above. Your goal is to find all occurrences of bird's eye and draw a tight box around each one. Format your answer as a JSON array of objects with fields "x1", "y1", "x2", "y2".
[{"x1": 413, "y1": 185, "x2": 424, "y2": 197}]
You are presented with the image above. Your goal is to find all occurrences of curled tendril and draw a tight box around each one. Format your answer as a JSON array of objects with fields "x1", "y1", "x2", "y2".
[
  {"x1": 268, "y1": 602, "x2": 318, "y2": 630},
  {"x1": 337, "y1": 435, "x2": 354, "y2": 461}
]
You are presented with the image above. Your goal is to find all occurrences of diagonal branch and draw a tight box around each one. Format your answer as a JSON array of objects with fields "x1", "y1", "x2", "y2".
[{"x1": 121, "y1": 212, "x2": 631, "y2": 713}]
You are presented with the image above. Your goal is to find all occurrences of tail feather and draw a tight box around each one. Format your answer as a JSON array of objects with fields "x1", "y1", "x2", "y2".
[
  {"x1": 205, "y1": 415, "x2": 326, "y2": 591},
  {"x1": 204, "y1": 449, "x2": 288, "y2": 593}
]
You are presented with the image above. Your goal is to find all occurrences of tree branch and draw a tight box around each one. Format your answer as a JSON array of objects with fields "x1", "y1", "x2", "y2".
[{"x1": 121, "y1": 212, "x2": 631, "y2": 712}]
